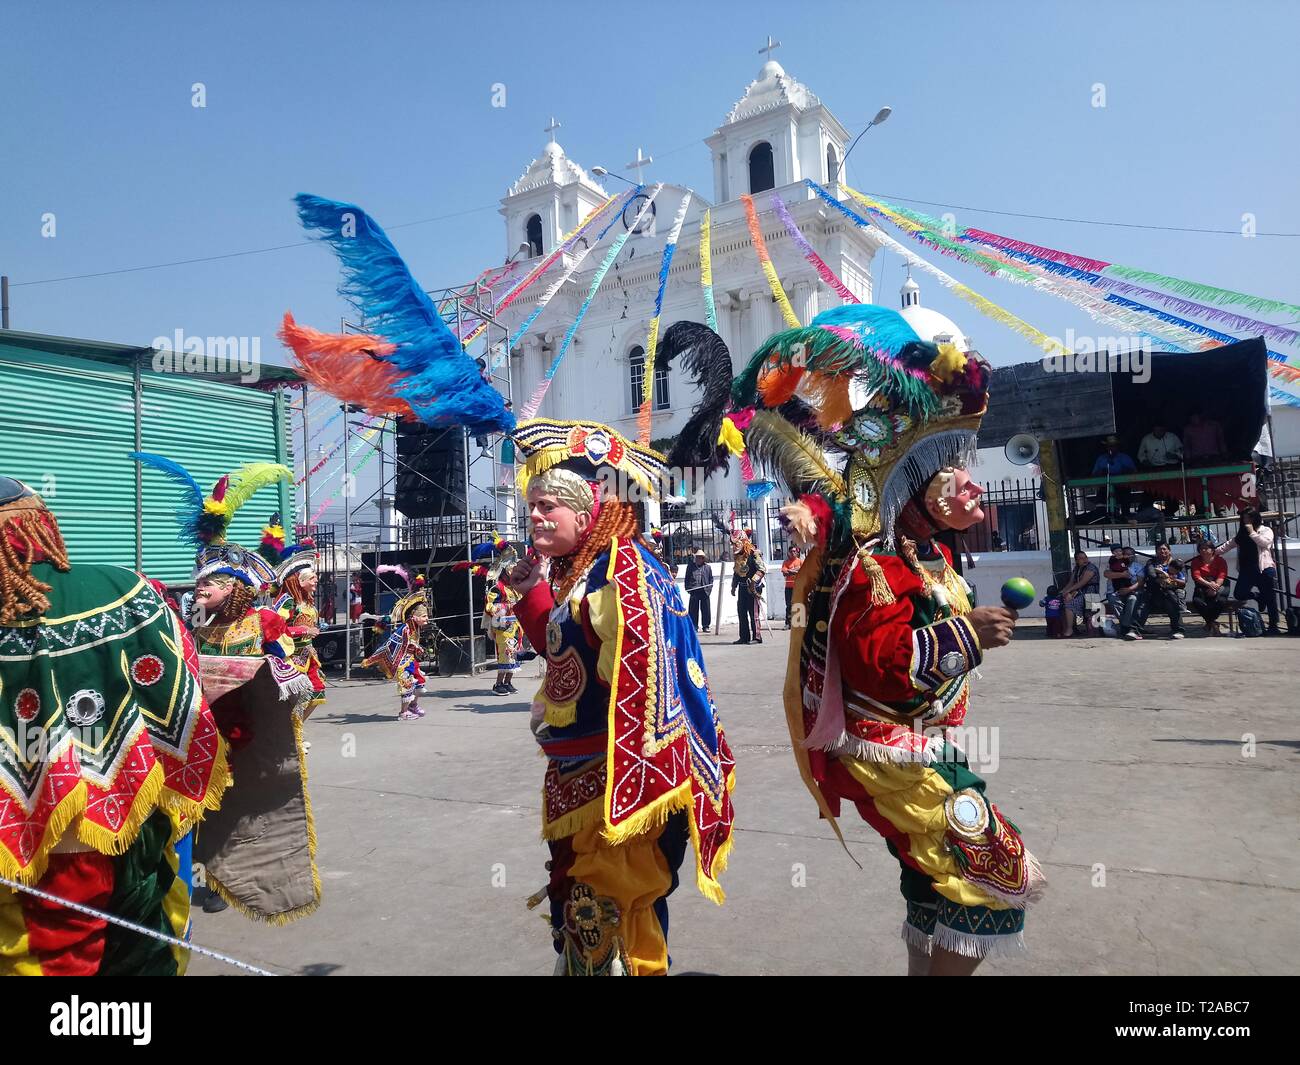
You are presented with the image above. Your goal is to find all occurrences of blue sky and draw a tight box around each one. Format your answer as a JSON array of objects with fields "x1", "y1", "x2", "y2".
[{"x1": 3, "y1": 0, "x2": 1297, "y2": 376}]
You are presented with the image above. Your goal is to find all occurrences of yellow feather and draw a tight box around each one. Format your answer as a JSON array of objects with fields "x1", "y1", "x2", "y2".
[{"x1": 744, "y1": 411, "x2": 847, "y2": 498}]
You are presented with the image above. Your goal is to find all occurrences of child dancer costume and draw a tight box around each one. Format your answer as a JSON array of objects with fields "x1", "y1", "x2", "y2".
[
  {"x1": 728, "y1": 304, "x2": 1045, "y2": 963},
  {"x1": 0, "y1": 478, "x2": 230, "y2": 974},
  {"x1": 362, "y1": 567, "x2": 429, "y2": 721},
  {"x1": 511, "y1": 419, "x2": 735, "y2": 976},
  {"x1": 132, "y1": 454, "x2": 322, "y2": 923},
  {"x1": 479, "y1": 538, "x2": 522, "y2": 695},
  {"x1": 261, "y1": 514, "x2": 328, "y2": 716}
]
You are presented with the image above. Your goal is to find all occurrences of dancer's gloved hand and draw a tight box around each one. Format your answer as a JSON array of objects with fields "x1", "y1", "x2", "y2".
[
  {"x1": 967, "y1": 606, "x2": 1018, "y2": 648},
  {"x1": 509, "y1": 556, "x2": 545, "y2": 596}
]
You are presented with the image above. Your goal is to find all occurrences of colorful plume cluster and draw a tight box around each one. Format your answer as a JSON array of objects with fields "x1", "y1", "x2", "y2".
[{"x1": 284, "y1": 194, "x2": 516, "y2": 435}]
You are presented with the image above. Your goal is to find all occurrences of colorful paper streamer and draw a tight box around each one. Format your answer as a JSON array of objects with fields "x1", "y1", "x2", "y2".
[
  {"x1": 521, "y1": 186, "x2": 662, "y2": 420},
  {"x1": 741, "y1": 193, "x2": 800, "y2": 329},
  {"x1": 806, "y1": 180, "x2": 1069, "y2": 359},
  {"x1": 307, "y1": 424, "x2": 384, "y2": 524},
  {"x1": 638, "y1": 188, "x2": 694, "y2": 444},
  {"x1": 699, "y1": 209, "x2": 718, "y2": 331},
  {"x1": 508, "y1": 185, "x2": 643, "y2": 351},
  {"x1": 845, "y1": 185, "x2": 1300, "y2": 402},
  {"x1": 770, "y1": 193, "x2": 859, "y2": 305},
  {"x1": 465, "y1": 190, "x2": 624, "y2": 350},
  {"x1": 868, "y1": 196, "x2": 1300, "y2": 350}
]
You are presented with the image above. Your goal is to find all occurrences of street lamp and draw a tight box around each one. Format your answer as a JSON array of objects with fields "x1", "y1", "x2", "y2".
[
  {"x1": 591, "y1": 166, "x2": 712, "y2": 208},
  {"x1": 506, "y1": 242, "x2": 531, "y2": 264},
  {"x1": 834, "y1": 105, "x2": 892, "y2": 184},
  {"x1": 590, "y1": 165, "x2": 636, "y2": 187}
]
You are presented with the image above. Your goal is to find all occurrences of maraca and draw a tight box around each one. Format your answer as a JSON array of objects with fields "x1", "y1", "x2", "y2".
[{"x1": 1000, "y1": 577, "x2": 1035, "y2": 611}]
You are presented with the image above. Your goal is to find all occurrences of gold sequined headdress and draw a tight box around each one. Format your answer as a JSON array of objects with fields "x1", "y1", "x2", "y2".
[
  {"x1": 512, "y1": 419, "x2": 670, "y2": 504},
  {"x1": 732, "y1": 304, "x2": 990, "y2": 544}
]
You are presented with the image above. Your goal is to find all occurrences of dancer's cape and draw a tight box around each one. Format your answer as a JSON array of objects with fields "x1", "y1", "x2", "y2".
[
  {"x1": 0, "y1": 563, "x2": 230, "y2": 975},
  {"x1": 192, "y1": 655, "x2": 320, "y2": 923}
]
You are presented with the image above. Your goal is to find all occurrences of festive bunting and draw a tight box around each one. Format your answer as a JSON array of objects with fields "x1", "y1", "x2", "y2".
[
  {"x1": 845, "y1": 186, "x2": 1300, "y2": 403},
  {"x1": 521, "y1": 187, "x2": 662, "y2": 419},
  {"x1": 741, "y1": 193, "x2": 801, "y2": 329},
  {"x1": 844, "y1": 188, "x2": 1211, "y2": 354},
  {"x1": 805, "y1": 181, "x2": 1069, "y2": 359},
  {"x1": 700, "y1": 209, "x2": 718, "y2": 332},
  {"x1": 464, "y1": 191, "x2": 624, "y2": 349},
  {"x1": 509, "y1": 185, "x2": 644, "y2": 351},
  {"x1": 307, "y1": 424, "x2": 384, "y2": 524},
  {"x1": 770, "y1": 193, "x2": 860, "y2": 304},
  {"x1": 638, "y1": 188, "x2": 694, "y2": 443}
]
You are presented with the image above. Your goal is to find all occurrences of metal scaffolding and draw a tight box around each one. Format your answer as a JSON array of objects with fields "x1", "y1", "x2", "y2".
[{"x1": 285, "y1": 275, "x2": 522, "y2": 680}]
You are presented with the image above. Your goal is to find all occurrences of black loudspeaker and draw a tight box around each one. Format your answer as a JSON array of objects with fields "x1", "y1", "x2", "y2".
[{"x1": 394, "y1": 424, "x2": 467, "y2": 518}]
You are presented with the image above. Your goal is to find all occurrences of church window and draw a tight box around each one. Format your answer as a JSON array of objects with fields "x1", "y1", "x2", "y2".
[
  {"x1": 525, "y1": 214, "x2": 543, "y2": 258},
  {"x1": 628, "y1": 346, "x2": 670, "y2": 412},
  {"x1": 748, "y1": 141, "x2": 775, "y2": 194},
  {"x1": 826, "y1": 144, "x2": 839, "y2": 182}
]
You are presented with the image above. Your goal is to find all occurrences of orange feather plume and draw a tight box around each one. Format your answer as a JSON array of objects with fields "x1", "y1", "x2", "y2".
[
  {"x1": 758, "y1": 363, "x2": 804, "y2": 407},
  {"x1": 800, "y1": 372, "x2": 854, "y2": 428},
  {"x1": 278, "y1": 312, "x2": 414, "y2": 417}
]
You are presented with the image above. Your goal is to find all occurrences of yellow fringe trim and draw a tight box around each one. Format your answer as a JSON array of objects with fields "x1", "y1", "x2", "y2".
[
  {"x1": 515, "y1": 438, "x2": 658, "y2": 501},
  {"x1": 206, "y1": 869, "x2": 322, "y2": 927},
  {"x1": 540, "y1": 795, "x2": 604, "y2": 842},
  {"x1": 76, "y1": 761, "x2": 166, "y2": 856},
  {"x1": 0, "y1": 778, "x2": 89, "y2": 887},
  {"x1": 198, "y1": 709, "x2": 320, "y2": 927},
  {"x1": 291, "y1": 709, "x2": 322, "y2": 898},
  {"x1": 542, "y1": 697, "x2": 577, "y2": 728},
  {"x1": 0, "y1": 723, "x2": 234, "y2": 891}
]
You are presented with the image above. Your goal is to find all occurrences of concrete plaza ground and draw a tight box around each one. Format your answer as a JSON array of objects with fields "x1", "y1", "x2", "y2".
[{"x1": 190, "y1": 620, "x2": 1299, "y2": 976}]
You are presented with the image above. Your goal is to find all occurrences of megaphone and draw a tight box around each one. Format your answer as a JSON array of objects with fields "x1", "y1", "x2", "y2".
[{"x1": 1005, "y1": 433, "x2": 1040, "y2": 466}]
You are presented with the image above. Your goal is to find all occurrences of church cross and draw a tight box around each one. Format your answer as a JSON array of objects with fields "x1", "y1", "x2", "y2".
[
  {"x1": 543, "y1": 116, "x2": 562, "y2": 138},
  {"x1": 758, "y1": 35, "x2": 781, "y2": 60},
  {"x1": 625, "y1": 147, "x2": 653, "y2": 175}
]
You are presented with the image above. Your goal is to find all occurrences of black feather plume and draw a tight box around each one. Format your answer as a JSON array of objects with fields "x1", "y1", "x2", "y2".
[{"x1": 660, "y1": 321, "x2": 734, "y2": 477}]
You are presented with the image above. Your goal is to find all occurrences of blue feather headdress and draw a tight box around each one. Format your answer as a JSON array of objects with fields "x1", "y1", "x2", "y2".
[
  {"x1": 294, "y1": 194, "x2": 516, "y2": 436},
  {"x1": 132, "y1": 452, "x2": 289, "y2": 586}
]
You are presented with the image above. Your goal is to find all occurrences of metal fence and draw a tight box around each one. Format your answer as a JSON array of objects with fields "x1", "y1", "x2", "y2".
[{"x1": 961, "y1": 478, "x2": 1049, "y2": 553}]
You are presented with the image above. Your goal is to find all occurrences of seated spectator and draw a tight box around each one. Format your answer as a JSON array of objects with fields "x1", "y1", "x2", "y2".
[
  {"x1": 1104, "y1": 545, "x2": 1146, "y2": 640},
  {"x1": 1188, "y1": 539, "x2": 1230, "y2": 636},
  {"x1": 1141, "y1": 541, "x2": 1186, "y2": 639},
  {"x1": 1137, "y1": 423, "x2": 1183, "y2": 469},
  {"x1": 1058, "y1": 549, "x2": 1100, "y2": 636},
  {"x1": 1183, "y1": 411, "x2": 1227, "y2": 464},
  {"x1": 1041, "y1": 585, "x2": 1065, "y2": 638}
]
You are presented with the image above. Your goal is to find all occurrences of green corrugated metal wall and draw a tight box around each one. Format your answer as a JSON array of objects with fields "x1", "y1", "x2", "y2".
[{"x1": 0, "y1": 342, "x2": 292, "y2": 584}]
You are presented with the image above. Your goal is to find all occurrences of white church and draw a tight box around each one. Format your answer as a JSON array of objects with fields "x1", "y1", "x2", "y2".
[{"x1": 493, "y1": 53, "x2": 978, "y2": 506}]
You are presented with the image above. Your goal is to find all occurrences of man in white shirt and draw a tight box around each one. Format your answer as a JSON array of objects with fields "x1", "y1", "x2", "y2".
[{"x1": 1137, "y1": 423, "x2": 1183, "y2": 468}]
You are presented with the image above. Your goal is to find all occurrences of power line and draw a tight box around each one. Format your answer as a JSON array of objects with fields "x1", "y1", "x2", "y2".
[
  {"x1": 9, "y1": 177, "x2": 1295, "y2": 292},
  {"x1": 9, "y1": 202, "x2": 503, "y2": 288},
  {"x1": 860, "y1": 190, "x2": 1300, "y2": 237}
]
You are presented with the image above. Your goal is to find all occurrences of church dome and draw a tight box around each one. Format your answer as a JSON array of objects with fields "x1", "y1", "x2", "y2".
[
  {"x1": 900, "y1": 305, "x2": 969, "y2": 352},
  {"x1": 508, "y1": 138, "x2": 605, "y2": 197},
  {"x1": 724, "y1": 60, "x2": 821, "y2": 124},
  {"x1": 896, "y1": 274, "x2": 969, "y2": 351}
]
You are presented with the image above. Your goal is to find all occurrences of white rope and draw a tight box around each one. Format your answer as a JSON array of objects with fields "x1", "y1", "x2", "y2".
[{"x1": 0, "y1": 873, "x2": 277, "y2": 976}]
